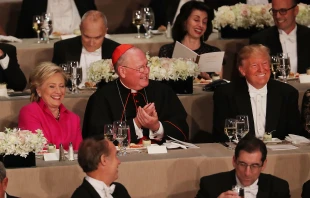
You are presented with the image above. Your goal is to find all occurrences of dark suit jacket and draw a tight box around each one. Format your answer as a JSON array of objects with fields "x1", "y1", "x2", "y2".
[
  {"x1": 250, "y1": 24, "x2": 310, "y2": 74},
  {"x1": 71, "y1": 179, "x2": 131, "y2": 198},
  {"x1": 212, "y1": 78, "x2": 302, "y2": 142},
  {"x1": 0, "y1": 43, "x2": 27, "y2": 91},
  {"x1": 6, "y1": 192, "x2": 19, "y2": 198},
  {"x1": 52, "y1": 36, "x2": 120, "y2": 65},
  {"x1": 15, "y1": 0, "x2": 97, "y2": 38},
  {"x1": 196, "y1": 170, "x2": 290, "y2": 198},
  {"x1": 302, "y1": 180, "x2": 310, "y2": 198}
]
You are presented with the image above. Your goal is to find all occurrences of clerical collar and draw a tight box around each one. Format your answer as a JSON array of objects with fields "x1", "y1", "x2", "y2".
[
  {"x1": 246, "y1": 80, "x2": 267, "y2": 93},
  {"x1": 82, "y1": 47, "x2": 102, "y2": 55},
  {"x1": 119, "y1": 79, "x2": 137, "y2": 93},
  {"x1": 235, "y1": 174, "x2": 259, "y2": 187},
  {"x1": 278, "y1": 24, "x2": 297, "y2": 37}
]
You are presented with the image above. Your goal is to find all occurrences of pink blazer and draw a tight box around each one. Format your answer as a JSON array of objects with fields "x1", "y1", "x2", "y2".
[{"x1": 18, "y1": 99, "x2": 82, "y2": 150}]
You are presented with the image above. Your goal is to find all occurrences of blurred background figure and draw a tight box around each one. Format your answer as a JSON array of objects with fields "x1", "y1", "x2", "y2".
[
  {"x1": 71, "y1": 137, "x2": 130, "y2": 198},
  {"x1": 0, "y1": 25, "x2": 6, "y2": 35},
  {"x1": 18, "y1": 62, "x2": 82, "y2": 150},
  {"x1": 0, "y1": 162, "x2": 19, "y2": 198},
  {"x1": 15, "y1": 0, "x2": 97, "y2": 38},
  {"x1": 302, "y1": 180, "x2": 310, "y2": 198},
  {"x1": 158, "y1": 1, "x2": 222, "y2": 80},
  {"x1": 0, "y1": 43, "x2": 27, "y2": 91}
]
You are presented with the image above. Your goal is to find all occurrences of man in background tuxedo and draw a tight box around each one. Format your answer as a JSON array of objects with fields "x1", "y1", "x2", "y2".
[
  {"x1": 71, "y1": 137, "x2": 130, "y2": 198},
  {"x1": 213, "y1": 44, "x2": 301, "y2": 142},
  {"x1": 16, "y1": 0, "x2": 96, "y2": 38},
  {"x1": 0, "y1": 162, "x2": 19, "y2": 198},
  {"x1": 250, "y1": 0, "x2": 310, "y2": 74},
  {"x1": 196, "y1": 136, "x2": 290, "y2": 198},
  {"x1": 0, "y1": 43, "x2": 27, "y2": 91},
  {"x1": 52, "y1": 10, "x2": 119, "y2": 88}
]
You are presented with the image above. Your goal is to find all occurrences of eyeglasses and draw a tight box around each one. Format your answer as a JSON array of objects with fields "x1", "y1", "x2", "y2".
[
  {"x1": 121, "y1": 65, "x2": 150, "y2": 73},
  {"x1": 269, "y1": 4, "x2": 297, "y2": 16},
  {"x1": 236, "y1": 161, "x2": 263, "y2": 171}
]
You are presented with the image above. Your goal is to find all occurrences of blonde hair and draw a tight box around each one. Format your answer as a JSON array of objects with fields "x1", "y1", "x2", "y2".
[
  {"x1": 29, "y1": 62, "x2": 67, "y2": 102},
  {"x1": 237, "y1": 44, "x2": 271, "y2": 67}
]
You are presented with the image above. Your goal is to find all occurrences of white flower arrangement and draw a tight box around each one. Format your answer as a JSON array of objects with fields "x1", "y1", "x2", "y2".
[
  {"x1": 0, "y1": 128, "x2": 47, "y2": 158},
  {"x1": 147, "y1": 56, "x2": 200, "y2": 81},
  {"x1": 213, "y1": 3, "x2": 310, "y2": 30},
  {"x1": 87, "y1": 59, "x2": 118, "y2": 83}
]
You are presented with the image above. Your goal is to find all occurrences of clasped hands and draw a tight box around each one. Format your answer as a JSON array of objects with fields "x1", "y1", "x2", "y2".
[{"x1": 134, "y1": 103, "x2": 160, "y2": 132}]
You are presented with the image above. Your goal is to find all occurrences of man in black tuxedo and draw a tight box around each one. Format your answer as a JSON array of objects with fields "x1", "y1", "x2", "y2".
[
  {"x1": 0, "y1": 43, "x2": 27, "y2": 91},
  {"x1": 302, "y1": 180, "x2": 310, "y2": 198},
  {"x1": 196, "y1": 136, "x2": 290, "y2": 198},
  {"x1": 213, "y1": 44, "x2": 301, "y2": 142},
  {"x1": 71, "y1": 137, "x2": 130, "y2": 198},
  {"x1": 250, "y1": 0, "x2": 310, "y2": 74},
  {"x1": 16, "y1": 0, "x2": 96, "y2": 38},
  {"x1": 0, "y1": 162, "x2": 19, "y2": 198},
  {"x1": 52, "y1": 10, "x2": 119, "y2": 87}
]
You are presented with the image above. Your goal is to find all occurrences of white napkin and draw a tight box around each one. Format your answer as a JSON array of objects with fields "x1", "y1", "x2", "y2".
[
  {"x1": 285, "y1": 134, "x2": 310, "y2": 144},
  {"x1": 60, "y1": 34, "x2": 78, "y2": 40},
  {"x1": 267, "y1": 144, "x2": 298, "y2": 150},
  {"x1": 0, "y1": 35, "x2": 22, "y2": 43}
]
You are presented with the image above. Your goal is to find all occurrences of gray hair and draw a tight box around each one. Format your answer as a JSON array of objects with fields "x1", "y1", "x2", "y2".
[
  {"x1": 81, "y1": 10, "x2": 108, "y2": 28},
  {"x1": 0, "y1": 162, "x2": 6, "y2": 182}
]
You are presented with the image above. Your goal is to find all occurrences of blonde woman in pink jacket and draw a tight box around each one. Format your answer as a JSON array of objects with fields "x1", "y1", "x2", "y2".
[{"x1": 18, "y1": 62, "x2": 82, "y2": 150}]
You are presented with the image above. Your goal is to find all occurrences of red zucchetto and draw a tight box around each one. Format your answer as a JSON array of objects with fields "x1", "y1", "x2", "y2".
[{"x1": 112, "y1": 44, "x2": 134, "y2": 65}]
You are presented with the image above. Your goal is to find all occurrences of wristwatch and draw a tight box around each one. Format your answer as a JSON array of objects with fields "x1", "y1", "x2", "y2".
[{"x1": 0, "y1": 53, "x2": 6, "y2": 60}]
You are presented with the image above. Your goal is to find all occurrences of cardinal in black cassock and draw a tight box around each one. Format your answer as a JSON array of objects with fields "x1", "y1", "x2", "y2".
[{"x1": 82, "y1": 44, "x2": 189, "y2": 143}]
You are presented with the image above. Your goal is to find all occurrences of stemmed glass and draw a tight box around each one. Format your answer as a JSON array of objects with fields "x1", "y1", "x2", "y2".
[
  {"x1": 42, "y1": 12, "x2": 53, "y2": 43},
  {"x1": 32, "y1": 15, "x2": 43, "y2": 43},
  {"x1": 132, "y1": 10, "x2": 143, "y2": 38},
  {"x1": 236, "y1": 115, "x2": 249, "y2": 140},
  {"x1": 67, "y1": 61, "x2": 80, "y2": 94},
  {"x1": 142, "y1": 7, "x2": 155, "y2": 39},
  {"x1": 104, "y1": 124, "x2": 115, "y2": 141},
  {"x1": 270, "y1": 55, "x2": 279, "y2": 80},
  {"x1": 277, "y1": 53, "x2": 291, "y2": 83},
  {"x1": 224, "y1": 118, "x2": 237, "y2": 150},
  {"x1": 60, "y1": 63, "x2": 70, "y2": 78},
  {"x1": 113, "y1": 121, "x2": 128, "y2": 156}
]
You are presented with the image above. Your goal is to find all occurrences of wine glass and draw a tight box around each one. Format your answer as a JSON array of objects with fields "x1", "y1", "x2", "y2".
[
  {"x1": 132, "y1": 10, "x2": 143, "y2": 38},
  {"x1": 32, "y1": 15, "x2": 43, "y2": 43},
  {"x1": 67, "y1": 61, "x2": 80, "y2": 94},
  {"x1": 232, "y1": 185, "x2": 244, "y2": 196},
  {"x1": 113, "y1": 121, "x2": 128, "y2": 156},
  {"x1": 42, "y1": 12, "x2": 53, "y2": 43},
  {"x1": 277, "y1": 53, "x2": 291, "y2": 83},
  {"x1": 236, "y1": 115, "x2": 249, "y2": 140},
  {"x1": 142, "y1": 7, "x2": 155, "y2": 39},
  {"x1": 224, "y1": 118, "x2": 237, "y2": 150},
  {"x1": 60, "y1": 63, "x2": 71, "y2": 78},
  {"x1": 270, "y1": 55, "x2": 279, "y2": 80},
  {"x1": 104, "y1": 124, "x2": 115, "y2": 141}
]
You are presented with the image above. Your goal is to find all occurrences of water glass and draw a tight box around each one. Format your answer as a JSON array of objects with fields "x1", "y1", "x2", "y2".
[
  {"x1": 67, "y1": 61, "x2": 80, "y2": 94},
  {"x1": 277, "y1": 53, "x2": 290, "y2": 83},
  {"x1": 142, "y1": 7, "x2": 155, "y2": 39},
  {"x1": 41, "y1": 12, "x2": 53, "y2": 43},
  {"x1": 236, "y1": 115, "x2": 249, "y2": 140},
  {"x1": 224, "y1": 118, "x2": 237, "y2": 150}
]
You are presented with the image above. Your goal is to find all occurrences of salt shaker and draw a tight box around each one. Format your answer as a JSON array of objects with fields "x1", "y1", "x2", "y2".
[
  {"x1": 166, "y1": 22, "x2": 172, "y2": 38},
  {"x1": 68, "y1": 142, "x2": 74, "y2": 161},
  {"x1": 59, "y1": 143, "x2": 66, "y2": 161}
]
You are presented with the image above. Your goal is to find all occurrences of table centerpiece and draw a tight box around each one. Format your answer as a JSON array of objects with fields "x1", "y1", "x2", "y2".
[{"x1": 0, "y1": 128, "x2": 47, "y2": 168}]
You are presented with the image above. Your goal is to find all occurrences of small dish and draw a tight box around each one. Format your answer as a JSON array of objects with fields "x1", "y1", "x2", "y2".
[
  {"x1": 151, "y1": 30, "x2": 164, "y2": 35},
  {"x1": 264, "y1": 138, "x2": 282, "y2": 144},
  {"x1": 278, "y1": 76, "x2": 298, "y2": 81}
]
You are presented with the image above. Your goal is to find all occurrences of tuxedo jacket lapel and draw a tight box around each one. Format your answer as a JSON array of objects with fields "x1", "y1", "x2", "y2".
[
  {"x1": 234, "y1": 79, "x2": 256, "y2": 135},
  {"x1": 270, "y1": 27, "x2": 283, "y2": 55},
  {"x1": 265, "y1": 80, "x2": 282, "y2": 132},
  {"x1": 82, "y1": 179, "x2": 101, "y2": 198},
  {"x1": 257, "y1": 175, "x2": 271, "y2": 198},
  {"x1": 68, "y1": 37, "x2": 83, "y2": 62},
  {"x1": 296, "y1": 24, "x2": 307, "y2": 73}
]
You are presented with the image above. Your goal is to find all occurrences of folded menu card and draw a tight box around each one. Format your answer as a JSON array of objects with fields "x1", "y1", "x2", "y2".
[
  {"x1": 172, "y1": 41, "x2": 225, "y2": 72},
  {"x1": 167, "y1": 135, "x2": 199, "y2": 148},
  {"x1": 267, "y1": 144, "x2": 298, "y2": 151}
]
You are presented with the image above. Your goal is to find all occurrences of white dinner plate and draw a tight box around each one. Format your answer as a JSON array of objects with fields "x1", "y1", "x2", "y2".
[
  {"x1": 151, "y1": 30, "x2": 164, "y2": 35},
  {"x1": 278, "y1": 76, "x2": 298, "y2": 81},
  {"x1": 264, "y1": 138, "x2": 282, "y2": 144}
]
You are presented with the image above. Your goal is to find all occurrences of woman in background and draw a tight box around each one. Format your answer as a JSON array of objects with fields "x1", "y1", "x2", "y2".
[
  {"x1": 158, "y1": 1, "x2": 222, "y2": 80},
  {"x1": 18, "y1": 62, "x2": 82, "y2": 150}
]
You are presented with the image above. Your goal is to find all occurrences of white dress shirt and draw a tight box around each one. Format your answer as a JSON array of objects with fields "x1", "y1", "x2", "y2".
[
  {"x1": 246, "y1": 0, "x2": 268, "y2": 5},
  {"x1": 79, "y1": 47, "x2": 102, "y2": 88},
  {"x1": 172, "y1": 0, "x2": 203, "y2": 25},
  {"x1": 119, "y1": 80, "x2": 164, "y2": 140},
  {"x1": 279, "y1": 25, "x2": 297, "y2": 73},
  {"x1": 85, "y1": 176, "x2": 115, "y2": 198},
  {"x1": 247, "y1": 81, "x2": 267, "y2": 139},
  {"x1": 0, "y1": 54, "x2": 9, "y2": 70},
  {"x1": 47, "y1": 0, "x2": 81, "y2": 34},
  {"x1": 236, "y1": 175, "x2": 259, "y2": 198}
]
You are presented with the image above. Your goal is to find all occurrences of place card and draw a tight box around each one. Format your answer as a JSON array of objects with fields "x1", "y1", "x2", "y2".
[
  {"x1": 147, "y1": 145, "x2": 167, "y2": 154},
  {"x1": 43, "y1": 153, "x2": 58, "y2": 161},
  {"x1": 299, "y1": 74, "x2": 310, "y2": 83}
]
